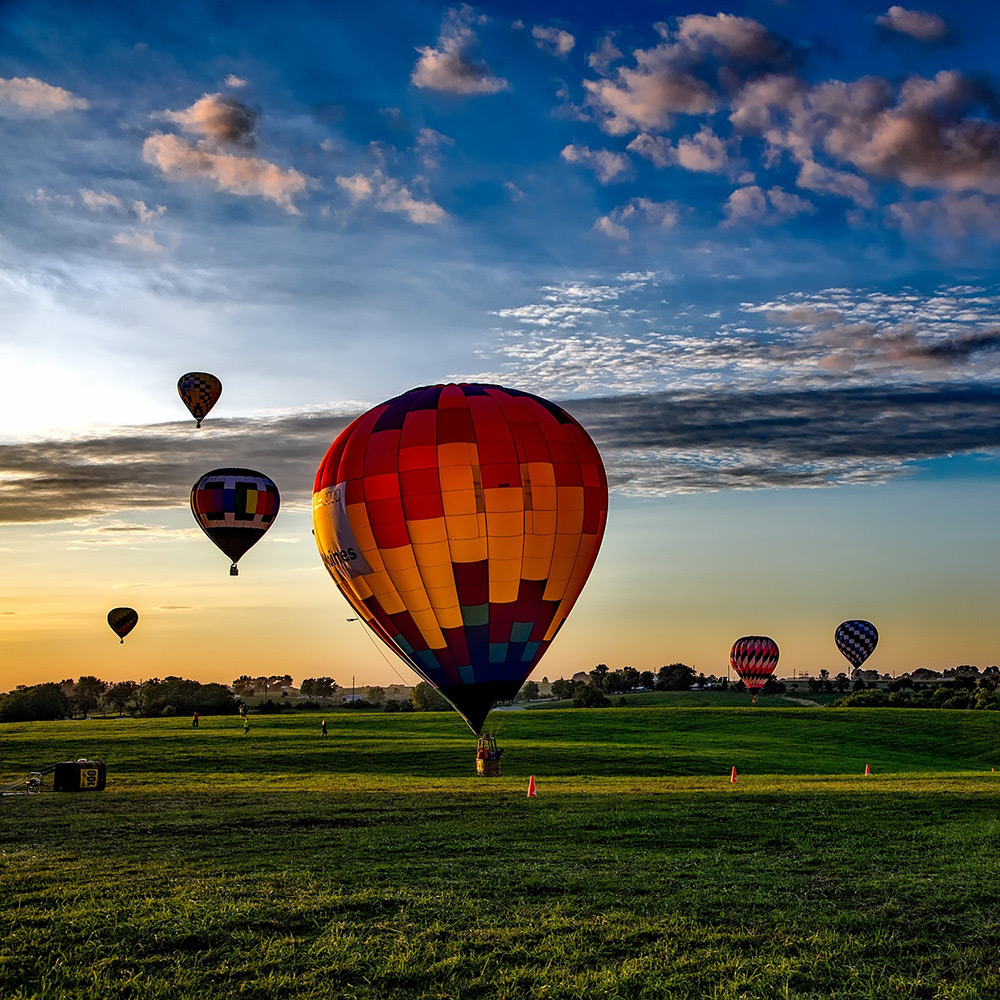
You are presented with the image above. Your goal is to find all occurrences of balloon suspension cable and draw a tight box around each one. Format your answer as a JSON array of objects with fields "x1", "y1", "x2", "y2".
[
  {"x1": 350, "y1": 618, "x2": 419, "y2": 690},
  {"x1": 349, "y1": 620, "x2": 476, "y2": 736}
]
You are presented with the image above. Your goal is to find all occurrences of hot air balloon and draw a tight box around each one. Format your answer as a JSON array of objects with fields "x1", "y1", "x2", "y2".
[
  {"x1": 190, "y1": 468, "x2": 280, "y2": 575},
  {"x1": 178, "y1": 372, "x2": 222, "y2": 428},
  {"x1": 312, "y1": 383, "x2": 608, "y2": 734},
  {"x1": 835, "y1": 620, "x2": 878, "y2": 668},
  {"x1": 107, "y1": 607, "x2": 138, "y2": 644},
  {"x1": 730, "y1": 635, "x2": 779, "y2": 702}
]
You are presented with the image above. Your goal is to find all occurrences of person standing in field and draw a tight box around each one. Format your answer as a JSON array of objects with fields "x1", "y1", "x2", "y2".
[
  {"x1": 321, "y1": 719, "x2": 327, "y2": 737},
  {"x1": 192, "y1": 712, "x2": 199, "y2": 728},
  {"x1": 243, "y1": 717, "x2": 249, "y2": 735}
]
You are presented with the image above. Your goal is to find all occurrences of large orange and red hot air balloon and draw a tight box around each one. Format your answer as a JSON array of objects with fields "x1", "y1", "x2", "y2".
[
  {"x1": 730, "y1": 636, "x2": 779, "y2": 700},
  {"x1": 312, "y1": 383, "x2": 608, "y2": 734}
]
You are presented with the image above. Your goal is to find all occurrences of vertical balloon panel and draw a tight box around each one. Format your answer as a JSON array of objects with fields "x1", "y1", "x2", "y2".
[{"x1": 313, "y1": 383, "x2": 608, "y2": 733}]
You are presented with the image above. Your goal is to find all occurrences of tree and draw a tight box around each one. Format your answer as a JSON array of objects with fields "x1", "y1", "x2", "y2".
[
  {"x1": 105, "y1": 681, "x2": 138, "y2": 716},
  {"x1": 73, "y1": 676, "x2": 108, "y2": 718},
  {"x1": 139, "y1": 677, "x2": 238, "y2": 717},
  {"x1": 410, "y1": 682, "x2": 450, "y2": 712},
  {"x1": 0, "y1": 683, "x2": 69, "y2": 722},
  {"x1": 604, "y1": 670, "x2": 627, "y2": 694},
  {"x1": 550, "y1": 678, "x2": 578, "y2": 700},
  {"x1": 519, "y1": 680, "x2": 540, "y2": 702},
  {"x1": 590, "y1": 664, "x2": 609, "y2": 690},
  {"x1": 656, "y1": 663, "x2": 696, "y2": 691},
  {"x1": 301, "y1": 677, "x2": 338, "y2": 698},
  {"x1": 639, "y1": 670, "x2": 655, "y2": 690},
  {"x1": 834, "y1": 673, "x2": 850, "y2": 693},
  {"x1": 367, "y1": 686, "x2": 386, "y2": 706},
  {"x1": 573, "y1": 684, "x2": 611, "y2": 708},
  {"x1": 253, "y1": 675, "x2": 287, "y2": 703},
  {"x1": 232, "y1": 675, "x2": 255, "y2": 697}
]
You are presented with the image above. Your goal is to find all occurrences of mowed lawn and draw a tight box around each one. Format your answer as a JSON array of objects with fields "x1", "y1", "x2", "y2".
[{"x1": 2, "y1": 706, "x2": 999, "y2": 999}]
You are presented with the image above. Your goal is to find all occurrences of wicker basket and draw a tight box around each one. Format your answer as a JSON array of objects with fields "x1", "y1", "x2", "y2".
[{"x1": 476, "y1": 758, "x2": 501, "y2": 777}]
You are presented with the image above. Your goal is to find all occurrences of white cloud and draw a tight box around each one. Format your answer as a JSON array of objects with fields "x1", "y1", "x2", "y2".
[
  {"x1": 0, "y1": 76, "x2": 88, "y2": 115},
  {"x1": 596, "y1": 198, "x2": 680, "y2": 240},
  {"x1": 79, "y1": 189, "x2": 124, "y2": 213},
  {"x1": 588, "y1": 34, "x2": 622, "y2": 74},
  {"x1": 674, "y1": 127, "x2": 730, "y2": 174},
  {"x1": 159, "y1": 92, "x2": 257, "y2": 147},
  {"x1": 595, "y1": 215, "x2": 629, "y2": 241},
  {"x1": 415, "y1": 127, "x2": 454, "y2": 170},
  {"x1": 876, "y1": 6, "x2": 947, "y2": 41},
  {"x1": 583, "y1": 13, "x2": 791, "y2": 136},
  {"x1": 724, "y1": 185, "x2": 816, "y2": 225},
  {"x1": 27, "y1": 188, "x2": 74, "y2": 206},
  {"x1": 532, "y1": 25, "x2": 575, "y2": 57},
  {"x1": 560, "y1": 144, "x2": 630, "y2": 183},
  {"x1": 133, "y1": 201, "x2": 166, "y2": 225},
  {"x1": 412, "y1": 6, "x2": 509, "y2": 95},
  {"x1": 336, "y1": 167, "x2": 447, "y2": 224},
  {"x1": 113, "y1": 230, "x2": 163, "y2": 253},
  {"x1": 142, "y1": 133, "x2": 309, "y2": 214}
]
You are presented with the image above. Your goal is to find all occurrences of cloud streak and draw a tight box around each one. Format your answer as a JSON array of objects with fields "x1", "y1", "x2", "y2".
[
  {"x1": 142, "y1": 133, "x2": 309, "y2": 213},
  {"x1": 0, "y1": 76, "x2": 89, "y2": 115},
  {"x1": 4, "y1": 381, "x2": 1000, "y2": 523},
  {"x1": 876, "y1": 6, "x2": 948, "y2": 41}
]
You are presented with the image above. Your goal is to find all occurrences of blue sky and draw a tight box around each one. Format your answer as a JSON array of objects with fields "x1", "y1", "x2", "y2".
[{"x1": 3, "y1": 0, "x2": 1000, "y2": 689}]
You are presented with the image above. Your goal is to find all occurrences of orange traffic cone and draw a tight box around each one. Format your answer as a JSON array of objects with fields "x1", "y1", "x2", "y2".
[
  {"x1": 864, "y1": 763, "x2": 871, "y2": 776},
  {"x1": 527, "y1": 775, "x2": 537, "y2": 797},
  {"x1": 730, "y1": 765, "x2": 738, "y2": 783}
]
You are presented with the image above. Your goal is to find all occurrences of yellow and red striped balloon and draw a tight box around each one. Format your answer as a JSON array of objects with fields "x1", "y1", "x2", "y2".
[{"x1": 312, "y1": 383, "x2": 608, "y2": 733}]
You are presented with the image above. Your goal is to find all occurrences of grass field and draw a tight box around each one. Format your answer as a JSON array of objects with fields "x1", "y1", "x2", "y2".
[{"x1": 2, "y1": 706, "x2": 999, "y2": 999}]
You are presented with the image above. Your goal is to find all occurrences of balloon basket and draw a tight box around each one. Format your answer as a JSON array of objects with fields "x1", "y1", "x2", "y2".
[{"x1": 475, "y1": 734, "x2": 502, "y2": 777}]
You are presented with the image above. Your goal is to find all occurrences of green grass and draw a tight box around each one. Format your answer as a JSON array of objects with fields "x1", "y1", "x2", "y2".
[
  {"x1": 535, "y1": 688, "x2": 847, "y2": 710},
  {"x1": 2, "y1": 708, "x2": 999, "y2": 998}
]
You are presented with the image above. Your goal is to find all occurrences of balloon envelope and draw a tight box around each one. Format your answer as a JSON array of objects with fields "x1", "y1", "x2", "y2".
[
  {"x1": 107, "y1": 607, "x2": 138, "y2": 643},
  {"x1": 178, "y1": 372, "x2": 222, "y2": 428},
  {"x1": 312, "y1": 383, "x2": 608, "y2": 734},
  {"x1": 835, "y1": 620, "x2": 878, "y2": 668},
  {"x1": 190, "y1": 468, "x2": 280, "y2": 575},
  {"x1": 730, "y1": 635, "x2": 779, "y2": 693}
]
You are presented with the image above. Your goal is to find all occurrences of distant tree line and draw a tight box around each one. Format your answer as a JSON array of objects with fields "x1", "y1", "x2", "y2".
[
  {"x1": 834, "y1": 665, "x2": 1000, "y2": 710},
  {"x1": 549, "y1": 663, "x2": 744, "y2": 708},
  {"x1": 0, "y1": 676, "x2": 237, "y2": 723}
]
